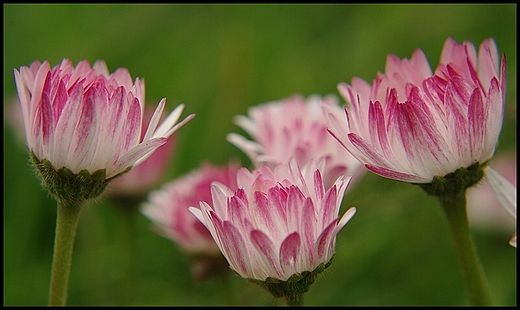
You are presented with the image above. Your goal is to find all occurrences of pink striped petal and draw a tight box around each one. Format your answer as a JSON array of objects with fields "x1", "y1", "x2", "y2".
[
  {"x1": 422, "y1": 76, "x2": 448, "y2": 116},
  {"x1": 366, "y1": 164, "x2": 430, "y2": 183},
  {"x1": 13, "y1": 69, "x2": 31, "y2": 136},
  {"x1": 477, "y1": 38, "x2": 500, "y2": 92},
  {"x1": 389, "y1": 103, "x2": 440, "y2": 177},
  {"x1": 142, "y1": 98, "x2": 166, "y2": 142},
  {"x1": 440, "y1": 37, "x2": 466, "y2": 70},
  {"x1": 52, "y1": 78, "x2": 68, "y2": 121},
  {"x1": 100, "y1": 86, "x2": 126, "y2": 164},
  {"x1": 220, "y1": 221, "x2": 251, "y2": 278},
  {"x1": 40, "y1": 73, "x2": 55, "y2": 154},
  {"x1": 348, "y1": 132, "x2": 390, "y2": 168},
  {"x1": 52, "y1": 81, "x2": 84, "y2": 165},
  {"x1": 199, "y1": 202, "x2": 224, "y2": 250},
  {"x1": 267, "y1": 186, "x2": 288, "y2": 226},
  {"x1": 69, "y1": 60, "x2": 93, "y2": 86},
  {"x1": 112, "y1": 137, "x2": 167, "y2": 177},
  {"x1": 279, "y1": 232, "x2": 301, "y2": 275},
  {"x1": 499, "y1": 54, "x2": 506, "y2": 99},
  {"x1": 119, "y1": 96, "x2": 142, "y2": 156},
  {"x1": 444, "y1": 76, "x2": 472, "y2": 162},
  {"x1": 211, "y1": 183, "x2": 232, "y2": 217},
  {"x1": 482, "y1": 78, "x2": 503, "y2": 160},
  {"x1": 253, "y1": 191, "x2": 285, "y2": 241},
  {"x1": 410, "y1": 48, "x2": 433, "y2": 80},
  {"x1": 313, "y1": 169, "x2": 325, "y2": 203},
  {"x1": 320, "y1": 185, "x2": 338, "y2": 229},
  {"x1": 287, "y1": 185, "x2": 305, "y2": 232},
  {"x1": 30, "y1": 62, "x2": 52, "y2": 125},
  {"x1": 68, "y1": 84, "x2": 99, "y2": 172},
  {"x1": 301, "y1": 197, "x2": 317, "y2": 266},
  {"x1": 228, "y1": 194, "x2": 252, "y2": 233},
  {"x1": 407, "y1": 87, "x2": 453, "y2": 168},
  {"x1": 250, "y1": 229, "x2": 283, "y2": 279},
  {"x1": 468, "y1": 88, "x2": 485, "y2": 159},
  {"x1": 368, "y1": 100, "x2": 394, "y2": 161},
  {"x1": 314, "y1": 220, "x2": 336, "y2": 261}
]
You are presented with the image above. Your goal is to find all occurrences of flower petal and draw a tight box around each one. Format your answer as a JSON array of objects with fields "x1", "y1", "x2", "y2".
[
  {"x1": 250, "y1": 229, "x2": 283, "y2": 279},
  {"x1": 219, "y1": 220, "x2": 251, "y2": 278},
  {"x1": 484, "y1": 166, "x2": 516, "y2": 218},
  {"x1": 279, "y1": 232, "x2": 301, "y2": 276}
]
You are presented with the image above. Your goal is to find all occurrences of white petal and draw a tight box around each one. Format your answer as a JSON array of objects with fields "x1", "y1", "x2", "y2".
[{"x1": 484, "y1": 166, "x2": 516, "y2": 218}]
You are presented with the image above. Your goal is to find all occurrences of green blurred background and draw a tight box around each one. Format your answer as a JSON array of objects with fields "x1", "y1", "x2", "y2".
[{"x1": 3, "y1": 4, "x2": 516, "y2": 306}]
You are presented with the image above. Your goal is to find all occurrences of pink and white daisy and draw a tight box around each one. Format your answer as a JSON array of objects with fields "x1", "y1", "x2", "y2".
[
  {"x1": 324, "y1": 37, "x2": 506, "y2": 183},
  {"x1": 13, "y1": 59, "x2": 194, "y2": 181},
  {"x1": 12, "y1": 58, "x2": 196, "y2": 305},
  {"x1": 228, "y1": 94, "x2": 364, "y2": 189},
  {"x1": 141, "y1": 162, "x2": 240, "y2": 255},
  {"x1": 189, "y1": 158, "x2": 356, "y2": 284}
]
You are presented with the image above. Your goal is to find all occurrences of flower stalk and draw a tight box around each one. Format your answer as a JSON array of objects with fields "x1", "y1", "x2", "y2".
[
  {"x1": 112, "y1": 198, "x2": 140, "y2": 304},
  {"x1": 284, "y1": 293, "x2": 304, "y2": 306},
  {"x1": 437, "y1": 189, "x2": 493, "y2": 305},
  {"x1": 418, "y1": 164, "x2": 493, "y2": 305},
  {"x1": 248, "y1": 259, "x2": 331, "y2": 306},
  {"x1": 48, "y1": 200, "x2": 82, "y2": 306}
]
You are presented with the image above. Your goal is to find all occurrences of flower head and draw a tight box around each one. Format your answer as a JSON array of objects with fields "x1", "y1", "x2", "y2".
[
  {"x1": 141, "y1": 162, "x2": 241, "y2": 281},
  {"x1": 189, "y1": 158, "x2": 356, "y2": 296},
  {"x1": 324, "y1": 37, "x2": 506, "y2": 184},
  {"x1": 5, "y1": 95, "x2": 27, "y2": 146},
  {"x1": 228, "y1": 94, "x2": 364, "y2": 189},
  {"x1": 13, "y1": 59, "x2": 194, "y2": 204},
  {"x1": 142, "y1": 162, "x2": 240, "y2": 254}
]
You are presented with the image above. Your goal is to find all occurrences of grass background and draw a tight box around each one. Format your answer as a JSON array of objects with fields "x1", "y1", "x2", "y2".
[{"x1": 3, "y1": 4, "x2": 516, "y2": 306}]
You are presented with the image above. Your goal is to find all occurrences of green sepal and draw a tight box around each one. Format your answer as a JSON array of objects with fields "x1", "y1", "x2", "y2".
[
  {"x1": 247, "y1": 256, "x2": 333, "y2": 299},
  {"x1": 29, "y1": 151, "x2": 123, "y2": 206},
  {"x1": 415, "y1": 162, "x2": 487, "y2": 197}
]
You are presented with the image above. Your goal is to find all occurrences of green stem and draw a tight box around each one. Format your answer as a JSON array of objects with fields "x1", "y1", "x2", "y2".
[
  {"x1": 437, "y1": 191, "x2": 493, "y2": 305},
  {"x1": 48, "y1": 201, "x2": 83, "y2": 306},
  {"x1": 283, "y1": 292, "x2": 303, "y2": 306},
  {"x1": 113, "y1": 200, "x2": 138, "y2": 305}
]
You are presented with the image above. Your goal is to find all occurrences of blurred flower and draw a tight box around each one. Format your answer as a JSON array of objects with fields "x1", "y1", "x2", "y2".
[
  {"x1": 228, "y1": 94, "x2": 365, "y2": 189},
  {"x1": 324, "y1": 37, "x2": 506, "y2": 184},
  {"x1": 106, "y1": 105, "x2": 177, "y2": 201},
  {"x1": 141, "y1": 162, "x2": 241, "y2": 282},
  {"x1": 467, "y1": 153, "x2": 516, "y2": 238},
  {"x1": 5, "y1": 95, "x2": 27, "y2": 146},
  {"x1": 13, "y1": 59, "x2": 195, "y2": 204},
  {"x1": 481, "y1": 161, "x2": 517, "y2": 248},
  {"x1": 189, "y1": 158, "x2": 356, "y2": 303}
]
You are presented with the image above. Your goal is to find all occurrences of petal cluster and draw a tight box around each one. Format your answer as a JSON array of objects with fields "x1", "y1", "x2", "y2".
[
  {"x1": 189, "y1": 158, "x2": 356, "y2": 281},
  {"x1": 107, "y1": 106, "x2": 177, "y2": 197},
  {"x1": 227, "y1": 94, "x2": 364, "y2": 188},
  {"x1": 141, "y1": 162, "x2": 240, "y2": 254},
  {"x1": 324, "y1": 37, "x2": 506, "y2": 183},
  {"x1": 13, "y1": 59, "x2": 194, "y2": 179}
]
